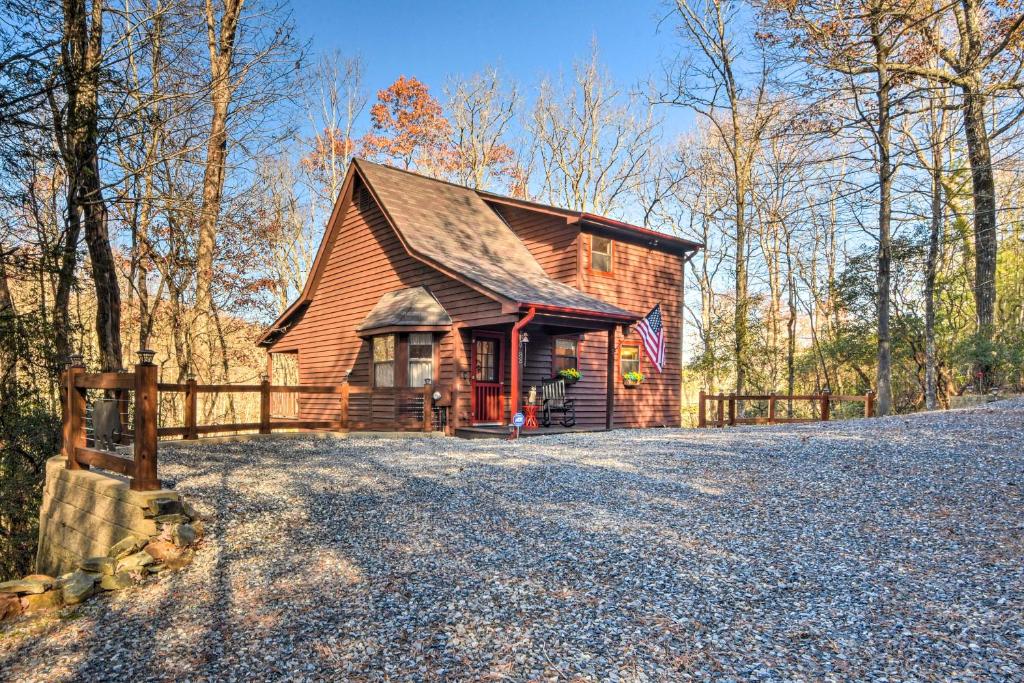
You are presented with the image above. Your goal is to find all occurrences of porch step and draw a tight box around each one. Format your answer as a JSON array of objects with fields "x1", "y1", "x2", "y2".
[{"x1": 454, "y1": 425, "x2": 609, "y2": 439}]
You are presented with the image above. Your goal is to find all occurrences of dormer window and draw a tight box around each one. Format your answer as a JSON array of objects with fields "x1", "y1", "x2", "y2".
[{"x1": 589, "y1": 235, "x2": 613, "y2": 274}]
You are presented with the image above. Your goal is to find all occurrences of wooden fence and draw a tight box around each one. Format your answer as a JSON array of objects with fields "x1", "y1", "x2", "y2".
[
  {"x1": 697, "y1": 390, "x2": 875, "y2": 428},
  {"x1": 154, "y1": 379, "x2": 447, "y2": 437},
  {"x1": 62, "y1": 358, "x2": 159, "y2": 491},
  {"x1": 62, "y1": 354, "x2": 449, "y2": 490}
]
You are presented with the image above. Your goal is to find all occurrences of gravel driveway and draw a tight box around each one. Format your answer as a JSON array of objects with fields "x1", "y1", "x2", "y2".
[{"x1": 2, "y1": 401, "x2": 1022, "y2": 681}]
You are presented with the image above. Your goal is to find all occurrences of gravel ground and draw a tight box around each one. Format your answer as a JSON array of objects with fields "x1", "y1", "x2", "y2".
[{"x1": 2, "y1": 401, "x2": 1023, "y2": 682}]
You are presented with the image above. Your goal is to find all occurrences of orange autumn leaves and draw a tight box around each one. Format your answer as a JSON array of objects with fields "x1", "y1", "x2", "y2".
[{"x1": 303, "y1": 75, "x2": 520, "y2": 191}]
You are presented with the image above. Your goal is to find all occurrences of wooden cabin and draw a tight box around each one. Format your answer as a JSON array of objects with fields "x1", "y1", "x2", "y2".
[{"x1": 257, "y1": 159, "x2": 702, "y2": 435}]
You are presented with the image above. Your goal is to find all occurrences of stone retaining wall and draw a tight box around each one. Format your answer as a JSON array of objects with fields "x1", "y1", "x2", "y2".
[{"x1": 36, "y1": 456, "x2": 182, "y2": 576}]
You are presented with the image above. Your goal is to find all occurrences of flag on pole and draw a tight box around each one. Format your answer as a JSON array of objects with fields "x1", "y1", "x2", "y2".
[{"x1": 635, "y1": 304, "x2": 666, "y2": 372}]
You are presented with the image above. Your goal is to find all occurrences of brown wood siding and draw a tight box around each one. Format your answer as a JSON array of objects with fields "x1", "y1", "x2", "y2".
[
  {"x1": 268, "y1": 177, "x2": 510, "y2": 424},
  {"x1": 492, "y1": 205, "x2": 579, "y2": 285},
  {"x1": 578, "y1": 233, "x2": 685, "y2": 429}
]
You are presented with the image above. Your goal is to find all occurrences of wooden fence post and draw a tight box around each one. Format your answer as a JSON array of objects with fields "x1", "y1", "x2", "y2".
[
  {"x1": 768, "y1": 392, "x2": 777, "y2": 424},
  {"x1": 820, "y1": 389, "x2": 831, "y2": 422},
  {"x1": 259, "y1": 375, "x2": 271, "y2": 434},
  {"x1": 64, "y1": 358, "x2": 87, "y2": 468},
  {"x1": 716, "y1": 396, "x2": 724, "y2": 427},
  {"x1": 422, "y1": 380, "x2": 433, "y2": 432},
  {"x1": 697, "y1": 390, "x2": 706, "y2": 427},
  {"x1": 727, "y1": 393, "x2": 736, "y2": 426},
  {"x1": 338, "y1": 374, "x2": 349, "y2": 431},
  {"x1": 185, "y1": 376, "x2": 198, "y2": 440},
  {"x1": 132, "y1": 355, "x2": 159, "y2": 491},
  {"x1": 865, "y1": 390, "x2": 875, "y2": 418}
]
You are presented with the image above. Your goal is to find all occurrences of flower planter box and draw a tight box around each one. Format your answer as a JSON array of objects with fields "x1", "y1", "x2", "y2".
[{"x1": 623, "y1": 379, "x2": 642, "y2": 388}]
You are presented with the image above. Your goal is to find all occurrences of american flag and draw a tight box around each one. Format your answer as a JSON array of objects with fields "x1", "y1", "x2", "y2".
[{"x1": 635, "y1": 304, "x2": 666, "y2": 372}]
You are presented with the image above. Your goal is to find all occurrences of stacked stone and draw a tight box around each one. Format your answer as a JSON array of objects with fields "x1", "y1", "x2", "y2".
[{"x1": 0, "y1": 497, "x2": 202, "y2": 621}]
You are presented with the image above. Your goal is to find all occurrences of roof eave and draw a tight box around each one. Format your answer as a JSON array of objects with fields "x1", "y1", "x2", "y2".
[
  {"x1": 577, "y1": 214, "x2": 704, "y2": 254},
  {"x1": 520, "y1": 302, "x2": 639, "y2": 324},
  {"x1": 356, "y1": 323, "x2": 453, "y2": 338}
]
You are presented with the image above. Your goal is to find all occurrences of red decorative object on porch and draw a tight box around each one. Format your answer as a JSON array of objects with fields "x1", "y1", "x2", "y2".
[{"x1": 522, "y1": 404, "x2": 539, "y2": 429}]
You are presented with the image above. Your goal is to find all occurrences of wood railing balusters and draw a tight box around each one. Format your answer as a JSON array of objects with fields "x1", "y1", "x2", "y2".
[
  {"x1": 695, "y1": 389, "x2": 874, "y2": 428},
  {"x1": 422, "y1": 380, "x2": 433, "y2": 432}
]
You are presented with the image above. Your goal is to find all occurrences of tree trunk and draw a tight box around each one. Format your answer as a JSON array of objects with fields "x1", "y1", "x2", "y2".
[
  {"x1": 61, "y1": 0, "x2": 123, "y2": 371},
  {"x1": 961, "y1": 84, "x2": 997, "y2": 348},
  {"x1": 193, "y1": 0, "x2": 243, "y2": 350},
  {"x1": 874, "y1": 51, "x2": 894, "y2": 416},
  {"x1": 924, "y1": 156, "x2": 942, "y2": 410},
  {"x1": 734, "y1": 187, "x2": 748, "y2": 393}
]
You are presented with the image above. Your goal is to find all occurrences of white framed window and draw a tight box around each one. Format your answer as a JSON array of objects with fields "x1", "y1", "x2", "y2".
[
  {"x1": 373, "y1": 335, "x2": 395, "y2": 387},
  {"x1": 408, "y1": 332, "x2": 434, "y2": 386}
]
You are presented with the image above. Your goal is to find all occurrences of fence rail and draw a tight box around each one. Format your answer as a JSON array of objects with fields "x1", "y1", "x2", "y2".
[
  {"x1": 155, "y1": 378, "x2": 447, "y2": 438},
  {"x1": 62, "y1": 356, "x2": 452, "y2": 490},
  {"x1": 697, "y1": 389, "x2": 875, "y2": 428}
]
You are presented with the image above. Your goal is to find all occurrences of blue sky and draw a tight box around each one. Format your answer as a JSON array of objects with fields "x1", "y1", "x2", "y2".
[{"x1": 289, "y1": 0, "x2": 691, "y2": 137}]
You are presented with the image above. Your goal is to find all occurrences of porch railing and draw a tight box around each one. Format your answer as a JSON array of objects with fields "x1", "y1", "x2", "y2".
[{"x1": 697, "y1": 390, "x2": 875, "y2": 428}]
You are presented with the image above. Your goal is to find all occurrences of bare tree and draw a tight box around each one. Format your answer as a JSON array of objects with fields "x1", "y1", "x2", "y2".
[
  {"x1": 660, "y1": 0, "x2": 779, "y2": 393},
  {"x1": 528, "y1": 47, "x2": 660, "y2": 214},
  {"x1": 54, "y1": 0, "x2": 123, "y2": 370},
  {"x1": 445, "y1": 67, "x2": 519, "y2": 191},
  {"x1": 302, "y1": 51, "x2": 366, "y2": 217}
]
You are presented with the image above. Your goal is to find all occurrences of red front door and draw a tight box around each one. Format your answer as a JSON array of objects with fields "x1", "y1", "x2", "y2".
[{"x1": 471, "y1": 333, "x2": 504, "y2": 423}]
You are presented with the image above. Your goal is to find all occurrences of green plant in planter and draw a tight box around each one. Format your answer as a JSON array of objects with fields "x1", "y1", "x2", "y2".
[
  {"x1": 622, "y1": 371, "x2": 644, "y2": 385},
  {"x1": 558, "y1": 368, "x2": 582, "y2": 383}
]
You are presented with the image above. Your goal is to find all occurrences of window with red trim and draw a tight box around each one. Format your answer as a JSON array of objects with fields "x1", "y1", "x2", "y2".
[
  {"x1": 619, "y1": 342, "x2": 641, "y2": 378},
  {"x1": 588, "y1": 235, "x2": 614, "y2": 274},
  {"x1": 552, "y1": 337, "x2": 579, "y2": 374}
]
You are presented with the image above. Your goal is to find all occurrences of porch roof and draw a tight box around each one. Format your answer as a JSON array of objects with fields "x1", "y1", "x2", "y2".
[{"x1": 356, "y1": 287, "x2": 452, "y2": 337}]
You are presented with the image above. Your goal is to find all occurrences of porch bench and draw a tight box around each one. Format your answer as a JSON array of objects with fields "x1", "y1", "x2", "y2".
[{"x1": 541, "y1": 378, "x2": 576, "y2": 428}]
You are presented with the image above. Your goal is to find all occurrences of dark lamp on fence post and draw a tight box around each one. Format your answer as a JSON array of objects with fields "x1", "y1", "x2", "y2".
[
  {"x1": 260, "y1": 373, "x2": 270, "y2": 382},
  {"x1": 137, "y1": 349, "x2": 156, "y2": 365},
  {"x1": 69, "y1": 353, "x2": 85, "y2": 368}
]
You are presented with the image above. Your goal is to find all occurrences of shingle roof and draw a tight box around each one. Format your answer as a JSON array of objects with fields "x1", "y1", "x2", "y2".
[
  {"x1": 355, "y1": 159, "x2": 637, "y2": 320},
  {"x1": 356, "y1": 287, "x2": 452, "y2": 335}
]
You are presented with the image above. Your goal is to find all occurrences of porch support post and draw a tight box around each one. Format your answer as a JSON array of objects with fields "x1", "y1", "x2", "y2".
[
  {"x1": 510, "y1": 306, "x2": 537, "y2": 417},
  {"x1": 606, "y1": 325, "x2": 616, "y2": 430}
]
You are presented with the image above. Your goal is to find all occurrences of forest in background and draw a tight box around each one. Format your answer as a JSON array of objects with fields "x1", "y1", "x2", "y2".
[{"x1": 2, "y1": 0, "x2": 1023, "y2": 577}]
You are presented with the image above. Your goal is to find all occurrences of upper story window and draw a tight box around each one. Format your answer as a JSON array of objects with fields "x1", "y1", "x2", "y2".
[
  {"x1": 408, "y1": 332, "x2": 434, "y2": 386},
  {"x1": 553, "y1": 337, "x2": 579, "y2": 374},
  {"x1": 373, "y1": 334, "x2": 395, "y2": 387},
  {"x1": 620, "y1": 342, "x2": 641, "y2": 378},
  {"x1": 589, "y1": 235, "x2": 613, "y2": 274}
]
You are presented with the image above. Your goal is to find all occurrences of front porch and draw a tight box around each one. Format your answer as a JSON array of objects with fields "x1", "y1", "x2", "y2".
[{"x1": 461, "y1": 308, "x2": 628, "y2": 433}]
